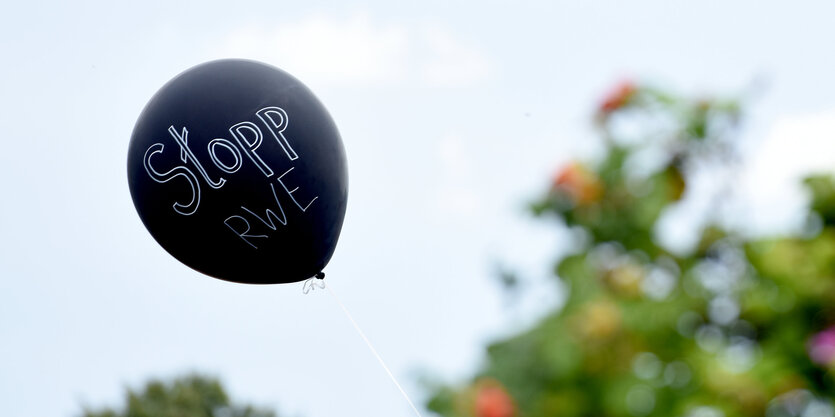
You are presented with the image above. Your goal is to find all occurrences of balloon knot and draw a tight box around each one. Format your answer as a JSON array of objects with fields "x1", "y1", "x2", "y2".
[{"x1": 302, "y1": 275, "x2": 326, "y2": 294}]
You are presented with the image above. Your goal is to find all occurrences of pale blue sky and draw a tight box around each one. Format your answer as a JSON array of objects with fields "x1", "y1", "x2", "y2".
[{"x1": 3, "y1": 1, "x2": 835, "y2": 417}]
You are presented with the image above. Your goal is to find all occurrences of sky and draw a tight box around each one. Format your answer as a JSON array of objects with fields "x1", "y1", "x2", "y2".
[{"x1": 3, "y1": 1, "x2": 835, "y2": 417}]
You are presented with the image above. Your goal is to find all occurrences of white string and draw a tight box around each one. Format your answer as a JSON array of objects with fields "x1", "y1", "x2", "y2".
[{"x1": 311, "y1": 279, "x2": 424, "y2": 417}]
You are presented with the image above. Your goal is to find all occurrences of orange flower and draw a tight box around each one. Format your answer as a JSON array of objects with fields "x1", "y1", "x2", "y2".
[
  {"x1": 552, "y1": 162, "x2": 603, "y2": 205},
  {"x1": 599, "y1": 80, "x2": 637, "y2": 114},
  {"x1": 475, "y1": 379, "x2": 516, "y2": 417}
]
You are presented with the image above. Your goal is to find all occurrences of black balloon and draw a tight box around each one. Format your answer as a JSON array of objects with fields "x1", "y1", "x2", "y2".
[{"x1": 127, "y1": 59, "x2": 348, "y2": 284}]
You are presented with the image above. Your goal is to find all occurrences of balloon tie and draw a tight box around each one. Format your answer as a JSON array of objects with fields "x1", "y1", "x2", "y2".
[
  {"x1": 302, "y1": 274, "x2": 326, "y2": 294},
  {"x1": 303, "y1": 278, "x2": 424, "y2": 417}
]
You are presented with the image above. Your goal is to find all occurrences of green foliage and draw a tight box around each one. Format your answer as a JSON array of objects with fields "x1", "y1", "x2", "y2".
[
  {"x1": 81, "y1": 374, "x2": 277, "y2": 417},
  {"x1": 426, "y1": 82, "x2": 835, "y2": 417}
]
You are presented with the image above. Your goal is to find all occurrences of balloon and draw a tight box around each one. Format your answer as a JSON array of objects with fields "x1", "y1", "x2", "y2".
[{"x1": 127, "y1": 59, "x2": 348, "y2": 284}]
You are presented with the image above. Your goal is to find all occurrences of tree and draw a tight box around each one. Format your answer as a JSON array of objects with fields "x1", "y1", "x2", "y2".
[
  {"x1": 425, "y1": 81, "x2": 835, "y2": 417},
  {"x1": 81, "y1": 374, "x2": 277, "y2": 417}
]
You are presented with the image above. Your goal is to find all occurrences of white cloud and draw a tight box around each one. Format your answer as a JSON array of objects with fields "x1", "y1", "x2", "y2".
[
  {"x1": 655, "y1": 110, "x2": 835, "y2": 250},
  {"x1": 433, "y1": 133, "x2": 481, "y2": 216},
  {"x1": 752, "y1": 110, "x2": 835, "y2": 181},
  {"x1": 216, "y1": 13, "x2": 492, "y2": 87},
  {"x1": 738, "y1": 109, "x2": 835, "y2": 233},
  {"x1": 219, "y1": 14, "x2": 408, "y2": 85},
  {"x1": 419, "y1": 25, "x2": 492, "y2": 87}
]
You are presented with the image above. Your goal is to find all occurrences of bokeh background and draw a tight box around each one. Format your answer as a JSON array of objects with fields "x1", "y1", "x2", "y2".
[{"x1": 4, "y1": 1, "x2": 835, "y2": 417}]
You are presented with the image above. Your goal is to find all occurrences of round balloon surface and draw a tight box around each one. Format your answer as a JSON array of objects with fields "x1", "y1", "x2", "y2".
[{"x1": 127, "y1": 59, "x2": 348, "y2": 284}]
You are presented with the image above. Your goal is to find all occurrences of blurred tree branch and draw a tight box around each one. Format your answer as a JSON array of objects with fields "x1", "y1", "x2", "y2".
[{"x1": 426, "y1": 81, "x2": 835, "y2": 417}]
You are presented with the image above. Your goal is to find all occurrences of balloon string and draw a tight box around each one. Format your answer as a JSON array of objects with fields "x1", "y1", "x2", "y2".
[{"x1": 304, "y1": 278, "x2": 424, "y2": 417}]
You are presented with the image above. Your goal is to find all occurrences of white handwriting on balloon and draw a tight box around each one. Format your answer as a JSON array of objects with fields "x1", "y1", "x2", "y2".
[{"x1": 141, "y1": 106, "x2": 318, "y2": 249}]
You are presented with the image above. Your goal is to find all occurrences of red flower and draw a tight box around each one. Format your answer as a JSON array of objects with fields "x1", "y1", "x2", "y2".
[
  {"x1": 599, "y1": 80, "x2": 637, "y2": 114},
  {"x1": 475, "y1": 379, "x2": 515, "y2": 417}
]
